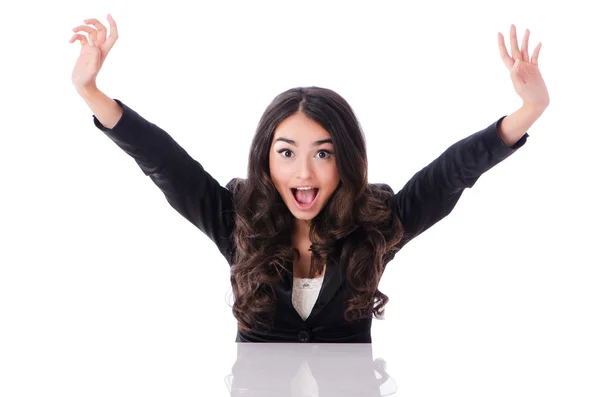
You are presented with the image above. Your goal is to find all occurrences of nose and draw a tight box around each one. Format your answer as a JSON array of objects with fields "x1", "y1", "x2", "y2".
[{"x1": 295, "y1": 156, "x2": 314, "y2": 180}]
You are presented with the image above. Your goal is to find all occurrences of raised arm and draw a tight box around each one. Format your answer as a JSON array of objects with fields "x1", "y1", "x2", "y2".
[
  {"x1": 392, "y1": 116, "x2": 528, "y2": 248},
  {"x1": 92, "y1": 98, "x2": 237, "y2": 263},
  {"x1": 70, "y1": 15, "x2": 236, "y2": 263},
  {"x1": 392, "y1": 24, "x2": 549, "y2": 249}
]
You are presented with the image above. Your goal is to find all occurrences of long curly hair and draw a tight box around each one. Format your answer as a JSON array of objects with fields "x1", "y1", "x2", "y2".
[{"x1": 229, "y1": 87, "x2": 404, "y2": 333}]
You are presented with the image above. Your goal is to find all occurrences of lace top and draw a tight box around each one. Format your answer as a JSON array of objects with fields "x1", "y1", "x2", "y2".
[{"x1": 292, "y1": 276, "x2": 324, "y2": 321}]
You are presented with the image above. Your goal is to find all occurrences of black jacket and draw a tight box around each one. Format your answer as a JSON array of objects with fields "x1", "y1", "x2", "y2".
[{"x1": 92, "y1": 99, "x2": 528, "y2": 343}]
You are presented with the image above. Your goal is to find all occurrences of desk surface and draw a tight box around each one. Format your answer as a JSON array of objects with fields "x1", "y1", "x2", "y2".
[{"x1": 224, "y1": 343, "x2": 396, "y2": 396}]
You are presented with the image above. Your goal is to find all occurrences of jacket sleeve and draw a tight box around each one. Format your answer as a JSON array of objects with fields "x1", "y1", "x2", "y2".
[
  {"x1": 391, "y1": 115, "x2": 528, "y2": 249},
  {"x1": 92, "y1": 99, "x2": 236, "y2": 264}
]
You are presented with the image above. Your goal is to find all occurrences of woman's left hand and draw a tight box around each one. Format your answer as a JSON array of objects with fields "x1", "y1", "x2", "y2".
[{"x1": 498, "y1": 25, "x2": 550, "y2": 111}]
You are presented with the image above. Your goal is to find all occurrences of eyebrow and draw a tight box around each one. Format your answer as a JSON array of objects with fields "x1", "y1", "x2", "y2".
[{"x1": 274, "y1": 137, "x2": 333, "y2": 147}]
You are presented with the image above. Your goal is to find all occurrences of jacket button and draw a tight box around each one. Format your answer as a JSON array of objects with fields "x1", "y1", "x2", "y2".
[{"x1": 298, "y1": 330, "x2": 310, "y2": 342}]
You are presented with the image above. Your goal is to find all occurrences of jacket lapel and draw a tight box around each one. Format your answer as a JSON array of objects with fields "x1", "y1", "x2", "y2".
[
  {"x1": 281, "y1": 256, "x2": 345, "y2": 322},
  {"x1": 305, "y1": 257, "x2": 344, "y2": 321}
]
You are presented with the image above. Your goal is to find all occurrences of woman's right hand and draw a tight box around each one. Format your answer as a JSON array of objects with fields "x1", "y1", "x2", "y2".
[{"x1": 70, "y1": 14, "x2": 118, "y2": 93}]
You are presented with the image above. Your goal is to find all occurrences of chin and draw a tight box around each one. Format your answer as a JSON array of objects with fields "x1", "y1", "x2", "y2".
[{"x1": 289, "y1": 210, "x2": 318, "y2": 221}]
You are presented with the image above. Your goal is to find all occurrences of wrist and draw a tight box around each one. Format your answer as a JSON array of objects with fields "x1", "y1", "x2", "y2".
[
  {"x1": 521, "y1": 101, "x2": 548, "y2": 116},
  {"x1": 76, "y1": 84, "x2": 100, "y2": 99}
]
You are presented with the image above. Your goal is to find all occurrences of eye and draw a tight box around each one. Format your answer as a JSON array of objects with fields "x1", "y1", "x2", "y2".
[
  {"x1": 316, "y1": 150, "x2": 332, "y2": 159},
  {"x1": 277, "y1": 149, "x2": 293, "y2": 158}
]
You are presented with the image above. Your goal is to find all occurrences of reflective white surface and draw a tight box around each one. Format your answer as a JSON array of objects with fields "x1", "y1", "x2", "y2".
[{"x1": 224, "y1": 343, "x2": 396, "y2": 396}]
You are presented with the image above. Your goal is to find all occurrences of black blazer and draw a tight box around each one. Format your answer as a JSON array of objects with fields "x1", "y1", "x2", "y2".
[{"x1": 92, "y1": 99, "x2": 528, "y2": 343}]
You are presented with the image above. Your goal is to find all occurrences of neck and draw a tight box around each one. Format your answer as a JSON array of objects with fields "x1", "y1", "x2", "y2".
[{"x1": 293, "y1": 218, "x2": 311, "y2": 241}]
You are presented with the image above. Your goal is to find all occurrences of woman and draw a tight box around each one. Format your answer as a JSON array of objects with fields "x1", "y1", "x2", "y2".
[{"x1": 70, "y1": 15, "x2": 549, "y2": 343}]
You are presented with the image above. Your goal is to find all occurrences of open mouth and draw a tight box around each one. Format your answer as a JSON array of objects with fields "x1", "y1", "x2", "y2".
[{"x1": 291, "y1": 187, "x2": 320, "y2": 209}]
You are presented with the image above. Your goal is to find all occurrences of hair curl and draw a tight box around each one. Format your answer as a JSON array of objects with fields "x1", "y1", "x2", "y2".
[{"x1": 229, "y1": 87, "x2": 404, "y2": 332}]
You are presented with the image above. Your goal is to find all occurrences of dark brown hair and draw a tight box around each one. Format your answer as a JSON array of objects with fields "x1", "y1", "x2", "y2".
[{"x1": 229, "y1": 87, "x2": 404, "y2": 332}]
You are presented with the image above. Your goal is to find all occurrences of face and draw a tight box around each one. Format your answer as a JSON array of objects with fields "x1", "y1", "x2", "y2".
[{"x1": 269, "y1": 112, "x2": 340, "y2": 222}]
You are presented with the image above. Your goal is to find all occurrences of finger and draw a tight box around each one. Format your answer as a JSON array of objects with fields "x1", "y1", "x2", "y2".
[
  {"x1": 72, "y1": 25, "x2": 98, "y2": 41},
  {"x1": 83, "y1": 18, "x2": 107, "y2": 43},
  {"x1": 510, "y1": 24, "x2": 521, "y2": 61},
  {"x1": 497, "y1": 32, "x2": 514, "y2": 69},
  {"x1": 531, "y1": 42, "x2": 542, "y2": 66},
  {"x1": 69, "y1": 33, "x2": 88, "y2": 46},
  {"x1": 105, "y1": 13, "x2": 119, "y2": 49},
  {"x1": 521, "y1": 28, "x2": 530, "y2": 63}
]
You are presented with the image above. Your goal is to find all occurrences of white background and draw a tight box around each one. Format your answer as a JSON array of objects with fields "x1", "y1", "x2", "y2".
[{"x1": 1, "y1": 0, "x2": 599, "y2": 395}]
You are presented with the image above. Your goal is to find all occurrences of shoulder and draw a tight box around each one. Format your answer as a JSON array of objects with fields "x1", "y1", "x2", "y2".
[
  {"x1": 226, "y1": 178, "x2": 246, "y2": 194},
  {"x1": 367, "y1": 183, "x2": 394, "y2": 198}
]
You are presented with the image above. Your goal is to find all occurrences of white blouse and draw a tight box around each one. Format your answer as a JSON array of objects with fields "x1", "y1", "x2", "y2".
[{"x1": 292, "y1": 276, "x2": 324, "y2": 321}]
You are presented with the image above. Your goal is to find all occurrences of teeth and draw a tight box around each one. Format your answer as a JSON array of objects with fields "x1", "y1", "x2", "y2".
[{"x1": 295, "y1": 187, "x2": 314, "y2": 190}]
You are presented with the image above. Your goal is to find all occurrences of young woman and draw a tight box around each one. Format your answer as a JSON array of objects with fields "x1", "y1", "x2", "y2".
[{"x1": 70, "y1": 15, "x2": 549, "y2": 343}]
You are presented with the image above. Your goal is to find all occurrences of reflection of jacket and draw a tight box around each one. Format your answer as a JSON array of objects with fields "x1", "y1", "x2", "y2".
[
  {"x1": 225, "y1": 343, "x2": 396, "y2": 396},
  {"x1": 93, "y1": 100, "x2": 528, "y2": 343}
]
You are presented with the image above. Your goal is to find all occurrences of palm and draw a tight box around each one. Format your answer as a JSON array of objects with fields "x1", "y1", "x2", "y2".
[
  {"x1": 510, "y1": 61, "x2": 548, "y2": 106},
  {"x1": 72, "y1": 46, "x2": 101, "y2": 87}
]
